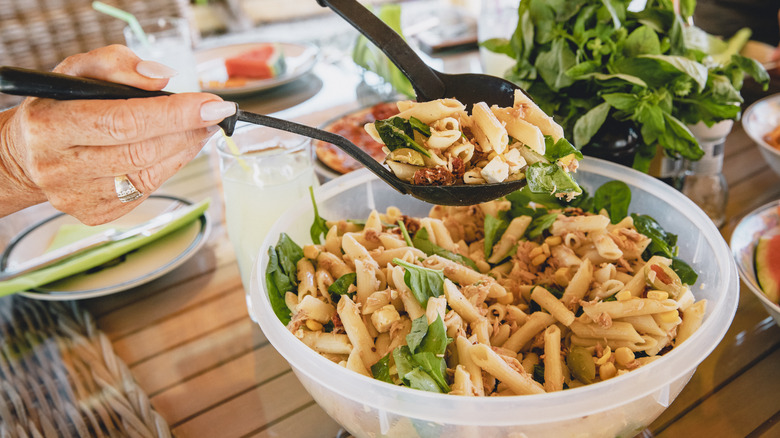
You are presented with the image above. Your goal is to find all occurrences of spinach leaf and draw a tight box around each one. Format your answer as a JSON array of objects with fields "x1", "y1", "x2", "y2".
[
  {"x1": 672, "y1": 256, "x2": 698, "y2": 285},
  {"x1": 405, "y1": 367, "x2": 443, "y2": 393},
  {"x1": 309, "y1": 186, "x2": 329, "y2": 245},
  {"x1": 412, "y1": 227, "x2": 478, "y2": 271},
  {"x1": 412, "y1": 352, "x2": 450, "y2": 392},
  {"x1": 374, "y1": 118, "x2": 431, "y2": 157},
  {"x1": 406, "y1": 316, "x2": 429, "y2": 353},
  {"x1": 527, "y1": 212, "x2": 559, "y2": 239},
  {"x1": 592, "y1": 180, "x2": 631, "y2": 224},
  {"x1": 265, "y1": 246, "x2": 292, "y2": 325},
  {"x1": 328, "y1": 273, "x2": 357, "y2": 295},
  {"x1": 506, "y1": 185, "x2": 564, "y2": 211},
  {"x1": 393, "y1": 258, "x2": 445, "y2": 307},
  {"x1": 543, "y1": 136, "x2": 583, "y2": 162},
  {"x1": 409, "y1": 116, "x2": 431, "y2": 136},
  {"x1": 392, "y1": 346, "x2": 415, "y2": 382},
  {"x1": 631, "y1": 213, "x2": 677, "y2": 259},
  {"x1": 276, "y1": 233, "x2": 303, "y2": 287},
  {"x1": 371, "y1": 353, "x2": 394, "y2": 384},
  {"x1": 484, "y1": 213, "x2": 509, "y2": 259},
  {"x1": 526, "y1": 162, "x2": 583, "y2": 196}
]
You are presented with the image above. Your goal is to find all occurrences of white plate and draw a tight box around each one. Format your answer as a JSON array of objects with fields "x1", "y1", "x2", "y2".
[
  {"x1": 0, "y1": 195, "x2": 210, "y2": 300},
  {"x1": 197, "y1": 42, "x2": 319, "y2": 97}
]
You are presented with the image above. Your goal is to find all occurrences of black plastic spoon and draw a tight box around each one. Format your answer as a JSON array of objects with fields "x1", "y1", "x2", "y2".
[
  {"x1": 0, "y1": 66, "x2": 528, "y2": 206},
  {"x1": 316, "y1": 0, "x2": 521, "y2": 108}
]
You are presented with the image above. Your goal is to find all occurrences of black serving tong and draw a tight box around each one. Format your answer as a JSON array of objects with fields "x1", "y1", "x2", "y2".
[
  {"x1": 0, "y1": 66, "x2": 529, "y2": 206},
  {"x1": 315, "y1": 0, "x2": 521, "y2": 108}
]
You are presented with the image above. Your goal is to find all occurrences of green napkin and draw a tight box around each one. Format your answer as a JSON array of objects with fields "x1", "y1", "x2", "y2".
[{"x1": 0, "y1": 199, "x2": 210, "y2": 297}]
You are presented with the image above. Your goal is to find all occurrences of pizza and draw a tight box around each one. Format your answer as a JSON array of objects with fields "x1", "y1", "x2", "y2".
[{"x1": 314, "y1": 101, "x2": 400, "y2": 175}]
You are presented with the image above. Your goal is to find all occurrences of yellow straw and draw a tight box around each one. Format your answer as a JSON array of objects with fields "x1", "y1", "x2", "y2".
[{"x1": 221, "y1": 129, "x2": 251, "y2": 172}]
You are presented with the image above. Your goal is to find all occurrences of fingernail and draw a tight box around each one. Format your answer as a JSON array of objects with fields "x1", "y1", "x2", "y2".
[
  {"x1": 206, "y1": 124, "x2": 221, "y2": 134},
  {"x1": 136, "y1": 60, "x2": 178, "y2": 79},
  {"x1": 201, "y1": 101, "x2": 237, "y2": 122}
]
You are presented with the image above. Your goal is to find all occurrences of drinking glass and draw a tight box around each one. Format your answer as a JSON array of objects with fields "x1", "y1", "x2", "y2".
[
  {"x1": 124, "y1": 17, "x2": 201, "y2": 93},
  {"x1": 478, "y1": 0, "x2": 519, "y2": 77},
  {"x1": 216, "y1": 125, "x2": 319, "y2": 290}
]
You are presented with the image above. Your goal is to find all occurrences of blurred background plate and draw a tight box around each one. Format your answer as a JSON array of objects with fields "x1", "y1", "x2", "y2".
[
  {"x1": 0, "y1": 195, "x2": 210, "y2": 300},
  {"x1": 197, "y1": 42, "x2": 319, "y2": 97}
]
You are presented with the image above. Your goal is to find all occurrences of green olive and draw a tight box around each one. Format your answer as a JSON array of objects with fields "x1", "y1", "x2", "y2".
[
  {"x1": 387, "y1": 148, "x2": 425, "y2": 166},
  {"x1": 567, "y1": 346, "x2": 596, "y2": 384}
]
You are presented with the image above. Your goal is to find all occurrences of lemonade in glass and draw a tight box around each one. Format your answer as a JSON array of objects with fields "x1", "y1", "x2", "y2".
[{"x1": 216, "y1": 125, "x2": 319, "y2": 290}]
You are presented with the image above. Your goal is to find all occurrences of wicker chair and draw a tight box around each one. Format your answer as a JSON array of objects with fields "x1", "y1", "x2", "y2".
[{"x1": 0, "y1": 0, "x2": 192, "y2": 109}]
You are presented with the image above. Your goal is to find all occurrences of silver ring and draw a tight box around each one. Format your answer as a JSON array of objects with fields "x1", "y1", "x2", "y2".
[{"x1": 114, "y1": 175, "x2": 143, "y2": 203}]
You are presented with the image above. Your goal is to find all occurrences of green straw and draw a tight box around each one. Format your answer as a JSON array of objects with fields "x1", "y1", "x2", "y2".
[{"x1": 92, "y1": 1, "x2": 150, "y2": 48}]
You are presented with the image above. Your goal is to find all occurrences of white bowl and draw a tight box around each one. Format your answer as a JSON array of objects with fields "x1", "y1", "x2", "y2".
[
  {"x1": 247, "y1": 158, "x2": 739, "y2": 438},
  {"x1": 730, "y1": 199, "x2": 780, "y2": 326},
  {"x1": 743, "y1": 93, "x2": 780, "y2": 176}
]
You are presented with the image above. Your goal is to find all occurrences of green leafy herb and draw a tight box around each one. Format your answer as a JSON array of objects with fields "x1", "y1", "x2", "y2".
[
  {"x1": 328, "y1": 273, "x2": 357, "y2": 295},
  {"x1": 592, "y1": 180, "x2": 632, "y2": 224},
  {"x1": 371, "y1": 353, "x2": 394, "y2": 384},
  {"x1": 409, "y1": 116, "x2": 431, "y2": 136},
  {"x1": 484, "y1": 213, "x2": 509, "y2": 259},
  {"x1": 527, "y1": 212, "x2": 559, "y2": 239},
  {"x1": 672, "y1": 256, "x2": 698, "y2": 285},
  {"x1": 265, "y1": 233, "x2": 304, "y2": 325},
  {"x1": 631, "y1": 213, "x2": 677, "y2": 259},
  {"x1": 526, "y1": 163, "x2": 582, "y2": 196},
  {"x1": 485, "y1": 0, "x2": 768, "y2": 170},
  {"x1": 412, "y1": 227, "x2": 478, "y2": 271},
  {"x1": 393, "y1": 258, "x2": 444, "y2": 308},
  {"x1": 309, "y1": 187, "x2": 329, "y2": 245},
  {"x1": 543, "y1": 136, "x2": 583, "y2": 162},
  {"x1": 374, "y1": 118, "x2": 431, "y2": 157}
]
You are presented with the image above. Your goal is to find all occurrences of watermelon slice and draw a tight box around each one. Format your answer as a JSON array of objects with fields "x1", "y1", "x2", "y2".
[
  {"x1": 225, "y1": 44, "x2": 286, "y2": 80},
  {"x1": 756, "y1": 234, "x2": 780, "y2": 304}
]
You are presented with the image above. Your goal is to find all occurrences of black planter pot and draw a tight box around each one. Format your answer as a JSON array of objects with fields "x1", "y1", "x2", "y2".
[{"x1": 580, "y1": 118, "x2": 639, "y2": 168}]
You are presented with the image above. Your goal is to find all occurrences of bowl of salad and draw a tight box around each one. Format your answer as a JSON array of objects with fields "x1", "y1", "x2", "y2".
[
  {"x1": 743, "y1": 93, "x2": 780, "y2": 177},
  {"x1": 247, "y1": 157, "x2": 738, "y2": 437}
]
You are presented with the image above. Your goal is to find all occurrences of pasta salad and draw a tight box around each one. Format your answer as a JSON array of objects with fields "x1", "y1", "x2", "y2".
[
  {"x1": 364, "y1": 92, "x2": 582, "y2": 199},
  {"x1": 265, "y1": 182, "x2": 703, "y2": 396}
]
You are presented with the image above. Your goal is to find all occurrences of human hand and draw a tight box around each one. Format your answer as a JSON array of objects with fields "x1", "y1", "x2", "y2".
[{"x1": 0, "y1": 44, "x2": 236, "y2": 224}]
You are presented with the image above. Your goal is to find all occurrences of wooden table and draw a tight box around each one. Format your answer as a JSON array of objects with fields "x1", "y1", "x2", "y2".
[{"x1": 1, "y1": 47, "x2": 779, "y2": 438}]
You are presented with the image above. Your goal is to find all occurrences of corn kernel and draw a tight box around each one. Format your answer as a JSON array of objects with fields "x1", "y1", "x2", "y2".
[
  {"x1": 529, "y1": 246, "x2": 544, "y2": 259},
  {"x1": 595, "y1": 346, "x2": 612, "y2": 365},
  {"x1": 599, "y1": 362, "x2": 617, "y2": 380},
  {"x1": 615, "y1": 347, "x2": 635, "y2": 367},
  {"x1": 657, "y1": 309, "x2": 680, "y2": 324},
  {"x1": 616, "y1": 290, "x2": 632, "y2": 301},
  {"x1": 305, "y1": 319, "x2": 323, "y2": 331},
  {"x1": 542, "y1": 243, "x2": 551, "y2": 256},
  {"x1": 532, "y1": 254, "x2": 548, "y2": 266},
  {"x1": 554, "y1": 267, "x2": 570, "y2": 287},
  {"x1": 545, "y1": 235, "x2": 562, "y2": 246},
  {"x1": 647, "y1": 290, "x2": 669, "y2": 301}
]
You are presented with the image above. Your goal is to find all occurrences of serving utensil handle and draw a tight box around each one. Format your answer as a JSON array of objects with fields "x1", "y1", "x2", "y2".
[{"x1": 0, "y1": 66, "x2": 236, "y2": 133}]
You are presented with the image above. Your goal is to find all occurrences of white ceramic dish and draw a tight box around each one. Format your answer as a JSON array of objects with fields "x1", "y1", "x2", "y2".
[
  {"x1": 197, "y1": 42, "x2": 319, "y2": 97},
  {"x1": 247, "y1": 158, "x2": 739, "y2": 438},
  {"x1": 743, "y1": 93, "x2": 780, "y2": 176},
  {"x1": 0, "y1": 195, "x2": 209, "y2": 300},
  {"x1": 730, "y1": 199, "x2": 780, "y2": 326}
]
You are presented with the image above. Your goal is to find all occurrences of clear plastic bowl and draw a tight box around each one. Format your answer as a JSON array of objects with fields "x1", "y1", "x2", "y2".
[
  {"x1": 247, "y1": 157, "x2": 739, "y2": 438},
  {"x1": 730, "y1": 199, "x2": 780, "y2": 326}
]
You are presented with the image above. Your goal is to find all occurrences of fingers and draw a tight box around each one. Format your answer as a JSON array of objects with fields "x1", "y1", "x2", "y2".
[
  {"x1": 54, "y1": 44, "x2": 173, "y2": 91},
  {"x1": 21, "y1": 93, "x2": 235, "y2": 147},
  {"x1": 66, "y1": 127, "x2": 216, "y2": 176}
]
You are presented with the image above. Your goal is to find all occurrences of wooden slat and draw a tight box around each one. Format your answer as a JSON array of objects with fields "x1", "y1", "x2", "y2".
[
  {"x1": 170, "y1": 372, "x2": 315, "y2": 438},
  {"x1": 131, "y1": 318, "x2": 266, "y2": 395},
  {"x1": 151, "y1": 343, "x2": 290, "y2": 425},
  {"x1": 112, "y1": 288, "x2": 249, "y2": 364},
  {"x1": 248, "y1": 403, "x2": 342, "y2": 438},
  {"x1": 725, "y1": 167, "x2": 780, "y2": 222},
  {"x1": 656, "y1": 347, "x2": 780, "y2": 437},
  {"x1": 722, "y1": 144, "x2": 769, "y2": 186}
]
